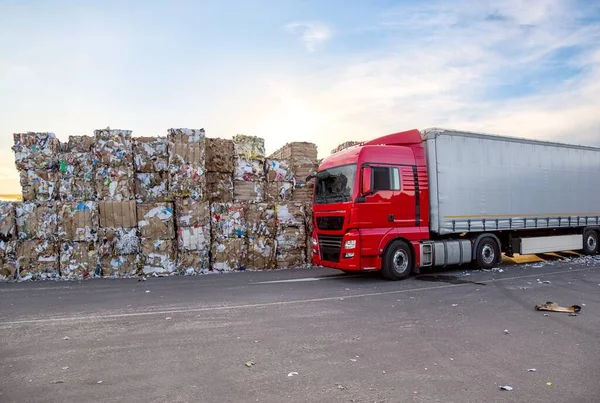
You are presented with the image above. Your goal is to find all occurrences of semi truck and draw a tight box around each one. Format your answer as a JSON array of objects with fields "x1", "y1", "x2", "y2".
[{"x1": 311, "y1": 128, "x2": 600, "y2": 280}]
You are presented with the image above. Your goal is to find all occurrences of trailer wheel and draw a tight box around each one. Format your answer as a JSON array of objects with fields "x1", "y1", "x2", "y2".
[
  {"x1": 382, "y1": 240, "x2": 413, "y2": 281},
  {"x1": 475, "y1": 237, "x2": 499, "y2": 270},
  {"x1": 583, "y1": 230, "x2": 599, "y2": 255}
]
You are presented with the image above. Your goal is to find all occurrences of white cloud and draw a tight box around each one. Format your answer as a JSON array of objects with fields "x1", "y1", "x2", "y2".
[{"x1": 285, "y1": 21, "x2": 332, "y2": 52}]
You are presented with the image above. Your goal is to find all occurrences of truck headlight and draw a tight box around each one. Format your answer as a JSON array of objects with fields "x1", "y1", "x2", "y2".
[
  {"x1": 311, "y1": 237, "x2": 318, "y2": 246},
  {"x1": 344, "y1": 240, "x2": 356, "y2": 250}
]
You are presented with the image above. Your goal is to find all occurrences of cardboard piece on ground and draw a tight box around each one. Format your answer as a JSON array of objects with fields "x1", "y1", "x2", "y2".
[
  {"x1": 141, "y1": 239, "x2": 177, "y2": 276},
  {"x1": 98, "y1": 201, "x2": 137, "y2": 228},
  {"x1": 246, "y1": 237, "x2": 276, "y2": 270},
  {"x1": 95, "y1": 165, "x2": 135, "y2": 201},
  {"x1": 137, "y1": 203, "x2": 175, "y2": 240},
  {"x1": 57, "y1": 201, "x2": 99, "y2": 242},
  {"x1": 15, "y1": 202, "x2": 58, "y2": 241},
  {"x1": 101, "y1": 254, "x2": 140, "y2": 278},
  {"x1": 175, "y1": 199, "x2": 210, "y2": 227},
  {"x1": 206, "y1": 172, "x2": 234, "y2": 203},
  {"x1": 211, "y1": 238, "x2": 246, "y2": 272},
  {"x1": 133, "y1": 137, "x2": 169, "y2": 172},
  {"x1": 135, "y1": 172, "x2": 169, "y2": 202},
  {"x1": 16, "y1": 240, "x2": 59, "y2": 280},
  {"x1": 0, "y1": 202, "x2": 16, "y2": 241},
  {"x1": 206, "y1": 138, "x2": 235, "y2": 173},
  {"x1": 211, "y1": 203, "x2": 246, "y2": 239},
  {"x1": 59, "y1": 242, "x2": 100, "y2": 280},
  {"x1": 177, "y1": 225, "x2": 211, "y2": 252}
]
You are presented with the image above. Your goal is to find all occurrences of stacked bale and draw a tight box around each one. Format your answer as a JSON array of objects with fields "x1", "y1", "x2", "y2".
[
  {"x1": 58, "y1": 135, "x2": 96, "y2": 201},
  {"x1": 13, "y1": 132, "x2": 60, "y2": 202},
  {"x1": 275, "y1": 202, "x2": 306, "y2": 268},
  {"x1": 233, "y1": 134, "x2": 266, "y2": 203},
  {"x1": 210, "y1": 202, "x2": 246, "y2": 271},
  {"x1": 133, "y1": 137, "x2": 169, "y2": 202},
  {"x1": 138, "y1": 203, "x2": 176, "y2": 276},
  {"x1": 93, "y1": 129, "x2": 135, "y2": 201},
  {"x1": 268, "y1": 142, "x2": 318, "y2": 203},
  {"x1": 176, "y1": 198, "x2": 211, "y2": 274},
  {"x1": 98, "y1": 201, "x2": 140, "y2": 278},
  {"x1": 245, "y1": 203, "x2": 276, "y2": 270},
  {"x1": 205, "y1": 138, "x2": 235, "y2": 203},
  {"x1": 264, "y1": 160, "x2": 294, "y2": 203},
  {"x1": 0, "y1": 202, "x2": 17, "y2": 281},
  {"x1": 331, "y1": 141, "x2": 361, "y2": 154}
]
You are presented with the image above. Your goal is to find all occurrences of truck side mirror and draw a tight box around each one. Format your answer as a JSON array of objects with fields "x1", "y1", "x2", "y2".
[{"x1": 361, "y1": 166, "x2": 372, "y2": 196}]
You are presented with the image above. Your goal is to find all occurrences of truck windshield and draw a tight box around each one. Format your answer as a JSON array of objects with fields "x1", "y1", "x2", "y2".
[{"x1": 315, "y1": 164, "x2": 356, "y2": 204}]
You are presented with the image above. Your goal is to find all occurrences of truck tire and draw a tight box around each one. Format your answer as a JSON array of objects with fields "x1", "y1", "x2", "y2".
[
  {"x1": 382, "y1": 240, "x2": 413, "y2": 281},
  {"x1": 475, "y1": 237, "x2": 499, "y2": 270},
  {"x1": 583, "y1": 230, "x2": 599, "y2": 255}
]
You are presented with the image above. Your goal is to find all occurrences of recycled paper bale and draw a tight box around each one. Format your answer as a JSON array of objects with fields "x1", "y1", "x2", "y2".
[
  {"x1": 211, "y1": 203, "x2": 246, "y2": 239},
  {"x1": 233, "y1": 134, "x2": 265, "y2": 160},
  {"x1": 101, "y1": 254, "x2": 140, "y2": 278},
  {"x1": 141, "y1": 239, "x2": 177, "y2": 276},
  {"x1": 331, "y1": 141, "x2": 361, "y2": 155},
  {"x1": 0, "y1": 202, "x2": 16, "y2": 241},
  {"x1": 58, "y1": 177, "x2": 97, "y2": 202},
  {"x1": 16, "y1": 240, "x2": 59, "y2": 280},
  {"x1": 234, "y1": 181, "x2": 264, "y2": 203},
  {"x1": 291, "y1": 181, "x2": 314, "y2": 202},
  {"x1": 57, "y1": 201, "x2": 99, "y2": 242},
  {"x1": 98, "y1": 227, "x2": 140, "y2": 255},
  {"x1": 289, "y1": 158, "x2": 318, "y2": 184},
  {"x1": 177, "y1": 251, "x2": 210, "y2": 275},
  {"x1": 21, "y1": 187, "x2": 35, "y2": 202},
  {"x1": 276, "y1": 248, "x2": 306, "y2": 268},
  {"x1": 93, "y1": 128, "x2": 133, "y2": 166},
  {"x1": 264, "y1": 181, "x2": 293, "y2": 203},
  {"x1": 245, "y1": 237, "x2": 275, "y2": 270},
  {"x1": 15, "y1": 202, "x2": 58, "y2": 240},
  {"x1": 276, "y1": 226, "x2": 307, "y2": 251},
  {"x1": 276, "y1": 202, "x2": 305, "y2": 227},
  {"x1": 304, "y1": 202, "x2": 314, "y2": 264},
  {"x1": 135, "y1": 172, "x2": 169, "y2": 202},
  {"x1": 270, "y1": 142, "x2": 318, "y2": 162},
  {"x1": 133, "y1": 137, "x2": 169, "y2": 172},
  {"x1": 67, "y1": 135, "x2": 94, "y2": 153},
  {"x1": 168, "y1": 142, "x2": 206, "y2": 199},
  {"x1": 57, "y1": 152, "x2": 95, "y2": 180},
  {"x1": 0, "y1": 241, "x2": 17, "y2": 281},
  {"x1": 13, "y1": 132, "x2": 60, "y2": 171},
  {"x1": 137, "y1": 203, "x2": 175, "y2": 240},
  {"x1": 211, "y1": 238, "x2": 246, "y2": 272},
  {"x1": 206, "y1": 172, "x2": 234, "y2": 203},
  {"x1": 177, "y1": 225, "x2": 211, "y2": 251},
  {"x1": 20, "y1": 170, "x2": 59, "y2": 202},
  {"x1": 95, "y1": 166, "x2": 135, "y2": 201},
  {"x1": 98, "y1": 201, "x2": 137, "y2": 228},
  {"x1": 265, "y1": 159, "x2": 293, "y2": 182},
  {"x1": 59, "y1": 242, "x2": 100, "y2": 280},
  {"x1": 235, "y1": 159, "x2": 265, "y2": 182},
  {"x1": 245, "y1": 203, "x2": 276, "y2": 237},
  {"x1": 175, "y1": 198, "x2": 210, "y2": 228},
  {"x1": 168, "y1": 128, "x2": 206, "y2": 144},
  {"x1": 206, "y1": 138, "x2": 234, "y2": 173}
]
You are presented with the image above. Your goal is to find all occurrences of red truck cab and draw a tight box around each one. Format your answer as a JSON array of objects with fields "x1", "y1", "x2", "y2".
[{"x1": 311, "y1": 129, "x2": 430, "y2": 279}]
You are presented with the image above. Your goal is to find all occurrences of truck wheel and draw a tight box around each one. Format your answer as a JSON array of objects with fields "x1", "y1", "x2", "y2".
[
  {"x1": 475, "y1": 237, "x2": 499, "y2": 270},
  {"x1": 583, "y1": 230, "x2": 599, "y2": 255},
  {"x1": 382, "y1": 240, "x2": 413, "y2": 281}
]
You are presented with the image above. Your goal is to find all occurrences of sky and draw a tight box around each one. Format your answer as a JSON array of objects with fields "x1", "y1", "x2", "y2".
[{"x1": 1, "y1": 0, "x2": 600, "y2": 194}]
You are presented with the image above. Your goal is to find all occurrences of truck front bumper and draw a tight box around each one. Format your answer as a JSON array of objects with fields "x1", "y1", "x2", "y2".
[{"x1": 312, "y1": 230, "x2": 362, "y2": 271}]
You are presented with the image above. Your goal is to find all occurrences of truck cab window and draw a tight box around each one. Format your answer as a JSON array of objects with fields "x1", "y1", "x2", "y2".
[{"x1": 372, "y1": 167, "x2": 400, "y2": 192}]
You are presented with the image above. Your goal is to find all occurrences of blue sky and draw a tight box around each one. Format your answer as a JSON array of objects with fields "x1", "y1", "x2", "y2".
[{"x1": 1, "y1": 0, "x2": 600, "y2": 193}]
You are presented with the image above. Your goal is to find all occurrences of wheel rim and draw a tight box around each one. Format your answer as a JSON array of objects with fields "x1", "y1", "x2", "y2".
[
  {"x1": 481, "y1": 244, "x2": 495, "y2": 265},
  {"x1": 587, "y1": 235, "x2": 597, "y2": 251},
  {"x1": 392, "y1": 250, "x2": 409, "y2": 273}
]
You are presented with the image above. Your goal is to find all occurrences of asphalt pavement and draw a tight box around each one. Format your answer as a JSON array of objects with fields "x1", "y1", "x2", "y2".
[{"x1": 1, "y1": 255, "x2": 599, "y2": 403}]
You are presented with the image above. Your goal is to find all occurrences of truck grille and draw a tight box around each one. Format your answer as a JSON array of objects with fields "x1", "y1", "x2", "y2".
[
  {"x1": 316, "y1": 216, "x2": 345, "y2": 231},
  {"x1": 318, "y1": 234, "x2": 343, "y2": 263}
]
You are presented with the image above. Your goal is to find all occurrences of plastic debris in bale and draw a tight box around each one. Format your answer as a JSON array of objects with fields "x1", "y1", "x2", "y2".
[
  {"x1": 234, "y1": 181, "x2": 264, "y2": 203},
  {"x1": 57, "y1": 202, "x2": 99, "y2": 242},
  {"x1": 93, "y1": 128, "x2": 134, "y2": 166},
  {"x1": 246, "y1": 237, "x2": 276, "y2": 270},
  {"x1": 95, "y1": 165, "x2": 135, "y2": 201},
  {"x1": 233, "y1": 134, "x2": 265, "y2": 160},
  {"x1": 168, "y1": 142, "x2": 206, "y2": 200},
  {"x1": 264, "y1": 181, "x2": 293, "y2": 203},
  {"x1": 211, "y1": 238, "x2": 246, "y2": 272},
  {"x1": 245, "y1": 203, "x2": 276, "y2": 238},
  {"x1": 59, "y1": 242, "x2": 100, "y2": 280},
  {"x1": 15, "y1": 202, "x2": 58, "y2": 241},
  {"x1": 211, "y1": 203, "x2": 247, "y2": 239},
  {"x1": 0, "y1": 241, "x2": 17, "y2": 281},
  {"x1": 276, "y1": 202, "x2": 305, "y2": 227},
  {"x1": 16, "y1": 240, "x2": 59, "y2": 281},
  {"x1": 206, "y1": 138, "x2": 234, "y2": 173},
  {"x1": 168, "y1": 128, "x2": 206, "y2": 144},
  {"x1": 206, "y1": 172, "x2": 234, "y2": 203},
  {"x1": 19, "y1": 170, "x2": 59, "y2": 202},
  {"x1": 141, "y1": 239, "x2": 177, "y2": 276},
  {"x1": 0, "y1": 202, "x2": 16, "y2": 241},
  {"x1": 133, "y1": 137, "x2": 169, "y2": 172},
  {"x1": 12, "y1": 132, "x2": 60, "y2": 171},
  {"x1": 135, "y1": 172, "x2": 169, "y2": 202},
  {"x1": 67, "y1": 135, "x2": 94, "y2": 153},
  {"x1": 57, "y1": 152, "x2": 95, "y2": 180},
  {"x1": 137, "y1": 203, "x2": 175, "y2": 240}
]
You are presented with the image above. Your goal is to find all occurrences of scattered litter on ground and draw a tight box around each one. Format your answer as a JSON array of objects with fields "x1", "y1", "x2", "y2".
[
  {"x1": 97, "y1": 381, "x2": 103, "y2": 384},
  {"x1": 543, "y1": 314, "x2": 549, "y2": 317},
  {"x1": 63, "y1": 336, "x2": 70, "y2": 340},
  {"x1": 52, "y1": 380, "x2": 65, "y2": 384},
  {"x1": 61, "y1": 367, "x2": 69, "y2": 370},
  {"x1": 165, "y1": 317, "x2": 172, "y2": 320},
  {"x1": 569, "y1": 313, "x2": 578, "y2": 317},
  {"x1": 452, "y1": 304, "x2": 458, "y2": 307},
  {"x1": 245, "y1": 360, "x2": 255, "y2": 368},
  {"x1": 138, "y1": 276, "x2": 146, "y2": 282},
  {"x1": 535, "y1": 301, "x2": 581, "y2": 313},
  {"x1": 287, "y1": 372, "x2": 299, "y2": 378},
  {"x1": 527, "y1": 368, "x2": 537, "y2": 372},
  {"x1": 546, "y1": 382, "x2": 552, "y2": 386},
  {"x1": 337, "y1": 384, "x2": 346, "y2": 390},
  {"x1": 504, "y1": 329, "x2": 510, "y2": 335},
  {"x1": 145, "y1": 290, "x2": 150, "y2": 293},
  {"x1": 500, "y1": 386, "x2": 513, "y2": 391},
  {"x1": 350, "y1": 359, "x2": 357, "y2": 362}
]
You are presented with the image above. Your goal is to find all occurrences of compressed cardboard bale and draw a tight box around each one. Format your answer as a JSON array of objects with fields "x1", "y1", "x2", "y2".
[
  {"x1": 206, "y1": 172, "x2": 234, "y2": 203},
  {"x1": 93, "y1": 128, "x2": 134, "y2": 166},
  {"x1": 276, "y1": 248, "x2": 306, "y2": 268},
  {"x1": 211, "y1": 238, "x2": 246, "y2": 272},
  {"x1": 235, "y1": 158, "x2": 265, "y2": 182},
  {"x1": 95, "y1": 165, "x2": 135, "y2": 201},
  {"x1": 0, "y1": 202, "x2": 16, "y2": 241},
  {"x1": 331, "y1": 141, "x2": 361, "y2": 155},
  {"x1": 99, "y1": 200, "x2": 137, "y2": 228},
  {"x1": 211, "y1": 202, "x2": 246, "y2": 239},
  {"x1": 177, "y1": 250, "x2": 210, "y2": 275},
  {"x1": 135, "y1": 172, "x2": 169, "y2": 202},
  {"x1": 16, "y1": 240, "x2": 59, "y2": 280},
  {"x1": 13, "y1": 132, "x2": 60, "y2": 171},
  {"x1": 133, "y1": 137, "x2": 169, "y2": 172},
  {"x1": 21, "y1": 186, "x2": 35, "y2": 202},
  {"x1": 0, "y1": 240, "x2": 17, "y2": 281},
  {"x1": 57, "y1": 152, "x2": 95, "y2": 180},
  {"x1": 245, "y1": 237, "x2": 275, "y2": 270},
  {"x1": 234, "y1": 180, "x2": 264, "y2": 203},
  {"x1": 20, "y1": 170, "x2": 59, "y2": 202},
  {"x1": 233, "y1": 134, "x2": 265, "y2": 159},
  {"x1": 167, "y1": 128, "x2": 206, "y2": 144},
  {"x1": 264, "y1": 181, "x2": 293, "y2": 203},
  {"x1": 276, "y1": 225, "x2": 307, "y2": 251},
  {"x1": 137, "y1": 203, "x2": 175, "y2": 240},
  {"x1": 58, "y1": 177, "x2": 97, "y2": 202},
  {"x1": 57, "y1": 201, "x2": 99, "y2": 242},
  {"x1": 245, "y1": 203, "x2": 276, "y2": 237},
  {"x1": 98, "y1": 227, "x2": 140, "y2": 255},
  {"x1": 175, "y1": 198, "x2": 210, "y2": 228},
  {"x1": 101, "y1": 254, "x2": 140, "y2": 278},
  {"x1": 177, "y1": 225, "x2": 210, "y2": 251},
  {"x1": 206, "y1": 138, "x2": 235, "y2": 173},
  {"x1": 265, "y1": 159, "x2": 293, "y2": 182},
  {"x1": 269, "y1": 142, "x2": 318, "y2": 161},
  {"x1": 59, "y1": 242, "x2": 100, "y2": 280},
  {"x1": 304, "y1": 202, "x2": 314, "y2": 235},
  {"x1": 291, "y1": 181, "x2": 314, "y2": 202},
  {"x1": 141, "y1": 239, "x2": 177, "y2": 276},
  {"x1": 15, "y1": 202, "x2": 58, "y2": 240},
  {"x1": 276, "y1": 202, "x2": 305, "y2": 227},
  {"x1": 67, "y1": 135, "x2": 94, "y2": 153},
  {"x1": 168, "y1": 142, "x2": 206, "y2": 199},
  {"x1": 289, "y1": 158, "x2": 318, "y2": 184}
]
